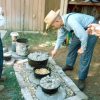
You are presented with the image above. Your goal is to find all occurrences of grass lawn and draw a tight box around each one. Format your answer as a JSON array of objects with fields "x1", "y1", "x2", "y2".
[
  {"x1": 3, "y1": 31, "x2": 57, "y2": 49},
  {"x1": 0, "y1": 66, "x2": 24, "y2": 100}
]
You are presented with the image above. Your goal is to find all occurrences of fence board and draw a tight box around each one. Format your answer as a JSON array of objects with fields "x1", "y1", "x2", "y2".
[
  {"x1": 6, "y1": 0, "x2": 12, "y2": 30},
  {"x1": 32, "y1": 0, "x2": 35, "y2": 30},
  {"x1": 15, "y1": 0, "x2": 21, "y2": 31},
  {"x1": 60, "y1": 0, "x2": 69, "y2": 15},
  {"x1": 37, "y1": 0, "x2": 41, "y2": 31},
  {"x1": 11, "y1": 0, "x2": 16, "y2": 30},
  {"x1": 40, "y1": 0, "x2": 45, "y2": 31},
  {"x1": 28, "y1": 0, "x2": 33, "y2": 31},
  {"x1": 35, "y1": 0, "x2": 39, "y2": 31},
  {"x1": 20, "y1": 0, "x2": 24, "y2": 31},
  {"x1": 24, "y1": 0, "x2": 30, "y2": 30}
]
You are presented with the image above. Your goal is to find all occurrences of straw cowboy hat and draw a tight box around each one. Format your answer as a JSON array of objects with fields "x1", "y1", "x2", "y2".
[{"x1": 44, "y1": 9, "x2": 60, "y2": 30}]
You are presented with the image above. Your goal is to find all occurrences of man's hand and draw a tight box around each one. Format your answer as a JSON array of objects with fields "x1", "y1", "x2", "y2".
[
  {"x1": 78, "y1": 48, "x2": 84, "y2": 54},
  {"x1": 51, "y1": 49, "x2": 57, "y2": 58}
]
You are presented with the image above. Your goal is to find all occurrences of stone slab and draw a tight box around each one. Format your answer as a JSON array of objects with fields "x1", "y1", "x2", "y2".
[
  {"x1": 65, "y1": 96, "x2": 81, "y2": 100},
  {"x1": 3, "y1": 58, "x2": 15, "y2": 66},
  {"x1": 21, "y1": 87, "x2": 33, "y2": 100},
  {"x1": 11, "y1": 51, "x2": 27, "y2": 60}
]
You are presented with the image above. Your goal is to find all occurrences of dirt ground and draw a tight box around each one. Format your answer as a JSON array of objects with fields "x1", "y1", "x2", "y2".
[{"x1": 33, "y1": 39, "x2": 100, "y2": 100}]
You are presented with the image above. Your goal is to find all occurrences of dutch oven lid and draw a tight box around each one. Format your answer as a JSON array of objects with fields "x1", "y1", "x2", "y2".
[
  {"x1": 28, "y1": 52, "x2": 49, "y2": 61},
  {"x1": 40, "y1": 76, "x2": 60, "y2": 90}
]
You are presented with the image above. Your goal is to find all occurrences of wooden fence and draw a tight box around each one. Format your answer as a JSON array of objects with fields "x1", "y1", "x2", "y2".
[{"x1": 0, "y1": 0, "x2": 60, "y2": 31}]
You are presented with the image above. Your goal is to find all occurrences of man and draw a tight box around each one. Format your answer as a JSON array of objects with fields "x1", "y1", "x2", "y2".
[
  {"x1": 44, "y1": 10, "x2": 97, "y2": 91},
  {"x1": 0, "y1": 7, "x2": 6, "y2": 91}
]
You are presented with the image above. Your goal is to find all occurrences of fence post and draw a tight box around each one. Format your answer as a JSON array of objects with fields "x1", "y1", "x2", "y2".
[{"x1": 60, "y1": 0, "x2": 69, "y2": 15}]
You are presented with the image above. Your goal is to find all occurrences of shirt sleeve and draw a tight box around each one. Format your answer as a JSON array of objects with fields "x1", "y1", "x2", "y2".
[
  {"x1": 54, "y1": 28, "x2": 67, "y2": 50},
  {"x1": 68, "y1": 18, "x2": 88, "y2": 51},
  {"x1": 0, "y1": 16, "x2": 5, "y2": 26}
]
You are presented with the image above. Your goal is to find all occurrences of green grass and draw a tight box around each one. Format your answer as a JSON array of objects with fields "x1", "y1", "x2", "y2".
[
  {"x1": 2, "y1": 31, "x2": 57, "y2": 48},
  {"x1": 0, "y1": 66, "x2": 23, "y2": 100},
  {"x1": 21, "y1": 32, "x2": 56, "y2": 45}
]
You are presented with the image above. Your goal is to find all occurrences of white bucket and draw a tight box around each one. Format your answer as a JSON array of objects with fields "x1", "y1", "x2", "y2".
[{"x1": 16, "y1": 38, "x2": 28, "y2": 57}]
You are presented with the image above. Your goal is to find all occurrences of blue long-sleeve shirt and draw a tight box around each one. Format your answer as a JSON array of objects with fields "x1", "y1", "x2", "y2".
[
  {"x1": 0, "y1": 15, "x2": 5, "y2": 26},
  {"x1": 54, "y1": 13, "x2": 95, "y2": 51}
]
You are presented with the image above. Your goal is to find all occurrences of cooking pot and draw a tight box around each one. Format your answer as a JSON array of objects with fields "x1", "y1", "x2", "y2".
[
  {"x1": 4, "y1": 52, "x2": 11, "y2": 61},
  {"x1": 28, "y1": 52, "x2": 48, "y2": 68},
  {"x1": 34, "y1": 67, "x2": 51, "y2": 79},
  {"x1": 28, "y1": 58, "x2": 48, "y2": 68},
  {"x1": 16, "y1": 38, "x2": 28, "y2": 57},
  {"x1": 40, "y1": 76, "x2": 60, "y2": 94},
  {"x1": 41, "y1": 85, "x2": 60, "y2": 94}
]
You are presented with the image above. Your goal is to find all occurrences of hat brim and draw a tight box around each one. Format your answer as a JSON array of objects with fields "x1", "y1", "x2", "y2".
[{"x1": 46, "y1": 10, "x2": 60, "y2": 30}]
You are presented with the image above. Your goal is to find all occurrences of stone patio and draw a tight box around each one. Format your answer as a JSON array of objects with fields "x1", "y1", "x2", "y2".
[{"x1": 11, "y1": 57, "x2": 88, "y2": 100}]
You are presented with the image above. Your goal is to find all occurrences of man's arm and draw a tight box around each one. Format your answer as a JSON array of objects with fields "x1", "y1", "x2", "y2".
[
  {"x1": 51, "y1": 28, "x2": 67, "y2": 57},
  {"x1": 54, "y1": 28, "x2": 67, "y2": 50}
]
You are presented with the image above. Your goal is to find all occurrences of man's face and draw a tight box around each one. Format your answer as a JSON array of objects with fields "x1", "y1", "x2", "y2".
[{"x1": 51, "y1": 19, "x2": 62, "y2": 29}]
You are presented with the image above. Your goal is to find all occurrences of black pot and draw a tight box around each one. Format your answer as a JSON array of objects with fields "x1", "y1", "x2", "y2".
[
  {"x1": 40, "y1": 85, "x2": 60, "y2": 94},
  {"x1": 28, "y1": 58, "x2": 48, "y2": 68},
  {"x1": 40, "y1": 76, "x2": 60, "y2": 94},
  {"x1": 16, "y1": 38, "x2": 28, "y2": 43},
  {"x1": 4, "y1": 52, "x2": 12, "y2": 61},
  {"x1": 4, "y1": 56, "x2": 11, "y2": 61},
  {"x1": 34, "y1": 67, "x2": 51, "y2": 79},
  {"x1": 16, "y1": 38, "x2": 28, "y2": 56}
]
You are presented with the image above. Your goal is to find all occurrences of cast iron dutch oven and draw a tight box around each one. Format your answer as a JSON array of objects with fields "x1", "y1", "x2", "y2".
[
  {"x1": 28, "y1": 58, "x2": 48, "y2": 68},
  {"x1": 28, "y1": 52, "x2": 48, "y2": 68},
  {"x1": 4, "y1": 52, "x2": 12, "y2": 61},
  {"x1": 40, "y1": 76, "x2": 60, "y2": 94},
  {"x1": 33, "y1": 67, "x2": 51, "y2": 79}
]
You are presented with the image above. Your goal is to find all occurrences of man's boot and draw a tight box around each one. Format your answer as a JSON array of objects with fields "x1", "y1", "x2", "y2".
[
  {"x1": 62, "y1": 65, "x2": 73, "y2": 71},
  {"x1": 0, "y1": 85, "x2": 4, "y2": 91},
  {"x1": 0, "y1": 76, "x2": 7, "y2": 82},
  {"x1": 78, "y1": 79, "x2": 86, "y2": 91}
]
